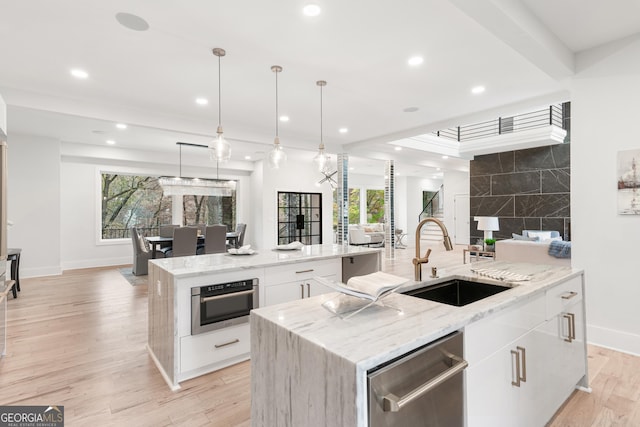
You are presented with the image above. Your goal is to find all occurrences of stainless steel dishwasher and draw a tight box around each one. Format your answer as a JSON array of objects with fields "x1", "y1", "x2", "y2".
[{"x1": 368, "y1": 331, "x2": 467, "y2": 426}]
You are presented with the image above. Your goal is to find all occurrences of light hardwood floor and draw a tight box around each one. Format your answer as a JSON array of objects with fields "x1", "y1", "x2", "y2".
[{"x1": 0, "y1": 244, "x2": 638, "y2": 426}]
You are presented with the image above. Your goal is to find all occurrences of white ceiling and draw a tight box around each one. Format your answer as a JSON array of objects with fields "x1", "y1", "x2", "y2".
[{"x1": 0, "y1": 0, "x2": 639, "y2": 176}]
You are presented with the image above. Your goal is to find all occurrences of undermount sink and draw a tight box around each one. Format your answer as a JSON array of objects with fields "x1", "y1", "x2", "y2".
[{"x1": 402, "y1": 279, "x2": 514, "y2": 307}]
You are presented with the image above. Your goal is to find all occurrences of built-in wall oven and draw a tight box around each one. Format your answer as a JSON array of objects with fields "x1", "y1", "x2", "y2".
[{"x1": 191, "y1": 278, "x2": 258, "y2": 335}]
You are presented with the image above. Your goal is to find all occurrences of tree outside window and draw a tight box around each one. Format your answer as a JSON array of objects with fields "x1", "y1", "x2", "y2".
[
  {"x1": 101, "y1": 173, "x2": 237, "y2": 239},
  {"x1": 101, "y1": 173, "x2": 171, "y2": 239},
  {"x1": 366, "y1": 189, "x2": 385, "y2": 223},
  {"x1": 348, "y1": 188, "x2": 360, "y2": 224}
]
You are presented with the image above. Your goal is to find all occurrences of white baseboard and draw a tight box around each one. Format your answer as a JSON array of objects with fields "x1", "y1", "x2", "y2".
[
  {"x1": 61, "y1": 256, "x2": 131, "y2": 271},
  {"x1": 587, "y1": 323, "x2": 640, "y2": 357},
  {"x1": 22, "y1": 266, "x2": 63, "y2": 278}
]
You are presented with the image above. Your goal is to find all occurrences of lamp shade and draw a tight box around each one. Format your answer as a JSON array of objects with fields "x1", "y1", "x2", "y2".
[{"x1": 475, "y1": 216, "x2": 499, "y2": 231}]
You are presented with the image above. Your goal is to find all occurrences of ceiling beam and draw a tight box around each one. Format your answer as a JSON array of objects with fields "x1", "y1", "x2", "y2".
[{"x1": 449, "y1": 0, "x2": 575, "y2": 79}]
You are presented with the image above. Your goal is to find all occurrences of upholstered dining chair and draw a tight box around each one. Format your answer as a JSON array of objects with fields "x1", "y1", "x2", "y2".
[
  {"x1": 159, "y1": 224, "x2": 180, "y2": 237},
  {"x1": 235, "y1": 223, "x2": 247, "y2": 247},
  {"x1": 197, "y1": 225, "x2": 228, "y2": 254},
  {"x1": 131, "y1": 227, "x2": 164, "y2": 276},
  {"x1": 165, "y1": 226, "x2": 198, "y2": 257}
]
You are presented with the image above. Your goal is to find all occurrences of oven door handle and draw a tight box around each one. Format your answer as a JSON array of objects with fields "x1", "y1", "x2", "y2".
[
  {"x1": 200, "y1": 289, "x2": 255, "y2": 303},
  {"x1": 381, "y1": 351, "x2": 468, "y2": 412}
]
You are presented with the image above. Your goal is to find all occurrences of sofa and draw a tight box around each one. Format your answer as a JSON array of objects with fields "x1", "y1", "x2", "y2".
[
  {"x1": 348, "y1": 224, "x2": 385, "y2": 246},
  {"x1": 494, "y1": 230, "x2": 571, "y2": 267}
]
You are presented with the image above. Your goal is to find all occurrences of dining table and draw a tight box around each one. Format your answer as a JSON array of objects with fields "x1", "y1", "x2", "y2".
[{"x1": 145, "y1": 232, "x2": 240, "y2": 259}]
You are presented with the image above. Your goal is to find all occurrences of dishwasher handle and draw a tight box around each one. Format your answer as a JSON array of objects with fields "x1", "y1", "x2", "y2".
[{"x1": 382, "y1": 351, "x2": 468, "y2": 412}]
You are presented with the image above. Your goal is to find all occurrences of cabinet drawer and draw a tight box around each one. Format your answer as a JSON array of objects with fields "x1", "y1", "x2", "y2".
[
  {"x1": 264, "y1": 259, "x2": 339, "y2": 284},
  {"x1": 465, "y1": 292, "x2": 545, "y2": 365},
  {"x1": 545, "y1": 276, "x2": 582, "y2": 319},
  {"x1": 180, "y1": 323, "x2": 250, "y2": 373}
]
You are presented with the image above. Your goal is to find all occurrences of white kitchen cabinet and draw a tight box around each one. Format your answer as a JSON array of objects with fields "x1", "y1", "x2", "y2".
[
  {"x1": 465, "y1": 273, "x2": 587, "y2": 427},
  {"x1": 263, "y1": 258, "x2": 340, "y2": 306}
]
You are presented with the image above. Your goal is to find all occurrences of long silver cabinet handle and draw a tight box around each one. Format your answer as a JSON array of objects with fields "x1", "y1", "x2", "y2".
[
  {"x1": 382, "y1": 352, "x2": 468, "y2": 412},
  {"x1": 295, "y1": 269, "x2": 314, "y2": 274},
  {"x1": 511, "y1": 349, "x2": 521, "y2": 387},
  {"x1": 561, "y1": 291, "x2": 578, "y2": 300},
  {"x1": 563, "y1": 313, "x2": 575, "y2": 342},
  {"x1": 201, "y1": 289, "x2": 254, "y2": 303},
  {"x1": 511, "y1": 346, "x2": 526, "y2": 386},
  {"x1": 214, "y1": 339, "x2": 240, "y2": 349},
  {"x1": 306, "y1": 283, "x2": 311, "y2": 298},
  {"x1": 518, "y1": 346, "x2": 527, "y2": 383},
  {"x1": 300, "y1": 283, "x2": 304, "y2": 299}
]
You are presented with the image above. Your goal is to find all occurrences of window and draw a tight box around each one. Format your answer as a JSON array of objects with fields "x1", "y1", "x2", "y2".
[
  {"x1": 366, "y1": 189, "x2": 384, "y2": 223},
  {"x1": 101, "y1": 173, "x2": 171, "y2": 239},
  {"x1": 182, "y1": 193, "x2": 236, "y2": 229},
  {"x1": 101, "y1": 173, "x2": 237, "y2": 239},
  {"x1": 277, "y1": 192, "x2": 322, "y2": 245},
  {"x1": 348, "y1": 188, "x2": 360, "y2": 224}
]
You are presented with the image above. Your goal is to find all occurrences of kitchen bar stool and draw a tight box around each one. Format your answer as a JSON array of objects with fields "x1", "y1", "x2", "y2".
[{"x1": 7, "y1": 248, "x2": 21, "y2": 298}]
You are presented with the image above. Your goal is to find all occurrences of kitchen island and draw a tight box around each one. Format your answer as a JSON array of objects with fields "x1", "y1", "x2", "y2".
[
  {"x1": 147, "y1": 243, "x2": 382, "y2": 389},
  {"x1": 250, "y1": 261, "x2": 589, "y2": 426}
]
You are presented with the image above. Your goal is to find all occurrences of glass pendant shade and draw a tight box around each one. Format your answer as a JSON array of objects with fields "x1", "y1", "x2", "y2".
[
  {"x1": 210, "y1": 47, "x2": 231, "y2": 163},
  {"x1": 268, "y1": 136, "x2": 287, "y2": 169},
  {"x1": 313, "y1": 147, "x2": 330, "y2": 173},
  {"x1": 209, "y1": 128, "x2": 231, "y2": 162}
]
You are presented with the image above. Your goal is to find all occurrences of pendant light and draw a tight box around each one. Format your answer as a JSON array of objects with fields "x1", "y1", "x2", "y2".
[
  {"x1": 313, "y1": 80, "x2": 330, "y2": 173},
  {"x1": 267, "y1": 65, "x2": 287, "y2": 169},
  {"x1": 209, "y1": 48, "x2": 231, "y2": 163}
]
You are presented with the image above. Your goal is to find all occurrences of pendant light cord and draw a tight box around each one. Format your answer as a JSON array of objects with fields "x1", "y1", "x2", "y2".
[
  {"x1": 218, "y1": 54, "x2": 222, "y2": 128},
  {"x1": 319, "y1": 83, "x2": 323, "y2": 148},
  {"x1": 179, "y1": 144, "x2": 183, "y2": 178},
  {"x1": 275, "y1": 70, "x2": 279, "y2": 137}
]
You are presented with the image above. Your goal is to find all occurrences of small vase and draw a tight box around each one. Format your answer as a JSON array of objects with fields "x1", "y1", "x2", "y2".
[{"x1": 485, "y1": 244, "x2": 495, "y2": 252}]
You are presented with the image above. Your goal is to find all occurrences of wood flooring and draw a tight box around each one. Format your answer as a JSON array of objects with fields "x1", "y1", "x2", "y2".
[{"x1": 0, "y1": 245, "x2": 637, "y2": 426}]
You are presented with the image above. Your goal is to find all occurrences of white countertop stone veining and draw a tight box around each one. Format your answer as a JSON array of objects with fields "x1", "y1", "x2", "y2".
[
  {"x1": 149, "y1": 243, "x2": 381, "y2": 278},
  {"x1": 251, "y1": 260, "x2": 583, "y2": 371}
]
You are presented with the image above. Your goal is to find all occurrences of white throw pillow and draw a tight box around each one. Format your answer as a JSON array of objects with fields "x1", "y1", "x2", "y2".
[{"x1": 527, "y1": 231, "x2": 552, "y2": 241}]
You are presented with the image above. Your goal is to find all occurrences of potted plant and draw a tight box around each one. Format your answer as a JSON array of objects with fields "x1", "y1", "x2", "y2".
[{"x1": 484, "y1": 238, "x2": 496, "y2": 252}]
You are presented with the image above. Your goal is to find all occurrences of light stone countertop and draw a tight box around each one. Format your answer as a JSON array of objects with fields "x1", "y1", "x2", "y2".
[
  {"x1": 251, "y1": 260, "x2": 583, "y2": 371},
  {"x1": 148, "y1": 243, "x2": 382, "y2": 278}
]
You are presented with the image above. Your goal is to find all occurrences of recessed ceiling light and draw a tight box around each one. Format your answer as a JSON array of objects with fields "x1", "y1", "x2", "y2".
[
  {"x1": 195, "y1": 97, "x2": 208, "y2": 105},
  {"x1": 436, "y1": 167, "x2": 441, "y2": 171},
  {"x1": 115, "y1": 123, "x2": 127, "y2": 129},
  {"x1": 279, "y1": 115, "x2": 289, "y2": 122},
  {"x1": 471, "y1": 85, "x2": 486, "y2": 94},
  {"x1": 442, "y1": 155, "x2": 449, "y2": 159},
  {"x1": 244, "y1": 155, "x2": 251, "y2": 160},
  {"x1": 394, "y1": 146, "x2": 402, "y2": 151},
  {"x1": 70, "y1": 69, "x2": 89, "y2": 79},
  {"x1": 349, "y1": 167, "x2": 355, "y2": 171},
  {"x1": 408, "y1": 56, "x2": 424, "y2": 66},
  {"x1": 432, "y1": 175, "x2": 438, "y2": 179},
  {"x1": 106, "y1": 140, "x2": 116, "y2": 145},
  {"x1": 115, "y1": 12, "x2": 150, "y2": 31},
  {"x1": 339, "y1": 127, "x2": 348, "y2": 133},
  {"x1": 403, "y1": 107, "x2": 419, "y2": 113},
  {"x1": 303, "y1": 3, "x2": 321, "y2": 16}
]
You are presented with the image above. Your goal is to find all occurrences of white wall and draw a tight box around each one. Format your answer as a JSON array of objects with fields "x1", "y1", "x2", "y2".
[
  {"x1": 572, "y1": 36, "x2": 640, "y2": 355},
  {"x1": 257, "y1": 150, "x2": 334, "y2": 250},
  {"x1": 405, "y1": 176, "x2": 443, "y2": 248},
  {"x1": 442, "y1": 170, "x2": 470, "y2": 245},
  {"x1": 7, "y1": 134, "x2": 61, "y2": 277}
]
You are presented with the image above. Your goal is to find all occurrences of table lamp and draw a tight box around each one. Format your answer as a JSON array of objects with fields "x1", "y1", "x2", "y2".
[{"x1": 475, "y1": 216, "x2": 499, "y2": 242}]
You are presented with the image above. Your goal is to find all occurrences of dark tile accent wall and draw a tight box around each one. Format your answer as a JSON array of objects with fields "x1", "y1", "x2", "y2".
[{"x1": 469, "y1": 143, "x2": 571, "y2": 243}]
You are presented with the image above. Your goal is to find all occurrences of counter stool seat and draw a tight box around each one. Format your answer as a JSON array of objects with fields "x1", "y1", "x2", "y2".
[{"x1": 7, "y1": 248, "x2": 21, "y2": 298}]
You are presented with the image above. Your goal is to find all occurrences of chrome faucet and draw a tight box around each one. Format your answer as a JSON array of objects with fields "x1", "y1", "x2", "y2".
[{"x1": 412, "y1": 217, "x2": 453, "y2": 281}]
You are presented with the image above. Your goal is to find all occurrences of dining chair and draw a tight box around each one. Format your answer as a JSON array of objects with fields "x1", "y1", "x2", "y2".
[
  {"x1": 165, "y1": 226, "x2": 198, "y2": 257},
  {"x1": 197, "y1": 225, "x2": 227, "y2": 254},
  {"x1": 131, "y1": 227, "x2": 164, "y2": 275},
  {"x1": 235, "y1": 223, "x2": 247, "y2": 247},
  {"x1": 159, "y1": 224, "x2": 180, "y2": 237}
]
